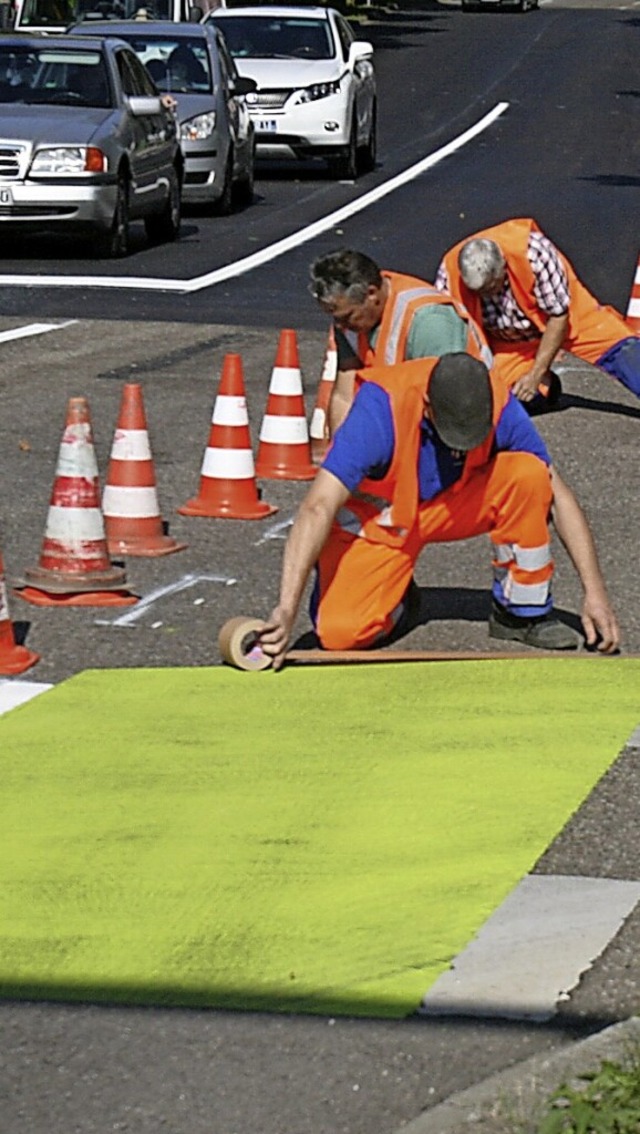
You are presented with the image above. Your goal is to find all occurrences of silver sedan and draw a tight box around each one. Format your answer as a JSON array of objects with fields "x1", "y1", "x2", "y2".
[{"x1": 0, "y1": 34, "x2": 184, "y2": 256}]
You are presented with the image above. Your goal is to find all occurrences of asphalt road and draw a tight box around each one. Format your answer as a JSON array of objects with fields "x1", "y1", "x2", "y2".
[{"x1": 0, "y1": 4, "x2": 639, "y2": 1133}]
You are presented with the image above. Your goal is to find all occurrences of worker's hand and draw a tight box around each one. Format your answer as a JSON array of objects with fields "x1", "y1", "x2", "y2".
[
  {"x1": 581, "y1": 590, "x2": 621, "y2": 654},
  {"x1": 512, "y1": 370, "x2": 544, "y2": 402},
  {"x1": 259, "y1": 606, "x2": 295, "y2": 671},
  {"x1": 161, "y1": 94, "x2": 177, "y2": 113}
]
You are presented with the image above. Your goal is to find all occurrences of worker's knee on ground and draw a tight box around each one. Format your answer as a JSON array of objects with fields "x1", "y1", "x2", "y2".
[{"x1": 316, "y1": 607, "x2": 385, "y2": 651}]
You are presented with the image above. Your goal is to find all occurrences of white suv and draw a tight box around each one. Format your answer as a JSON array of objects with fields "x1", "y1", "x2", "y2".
[{"x1": 208, "y1": 5, "x2": 376, "y2": 179}]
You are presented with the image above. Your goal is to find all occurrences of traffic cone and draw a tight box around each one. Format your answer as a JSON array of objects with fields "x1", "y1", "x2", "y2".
[
  {"x1": 103, "y1": 383, "x2": 187, "y2": 557},
  {"x1": 309, "y1": 325, "x2": 337, "y2": 466},
  {"x1": 626, "y1": 253, "x2": 640, "y2": 332},
  {"x1": 0, "y1": 548, "x2": 39, "y2": 674},
  {"x1": 15, "y1": 397, "x2": 137, "y2": 608},
  {"x1": 178, "y1": 353, "x2": 277, "y2": 519},
  {"x1": 255, "y1": 329, "x2": 316, "y2": 480}
]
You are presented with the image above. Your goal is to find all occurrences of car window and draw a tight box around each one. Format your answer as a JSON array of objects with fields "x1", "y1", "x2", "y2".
[
  {"x1": 213, "y1": 16, "x2": 335, "y2": 61},
  {"x1": 334, "y1": 15, "x2": 354, "y2": 63},
  {"x1": 0, "y1": 45, "x2": 111, "y2": 106},
  {"x1": 116, "y1": 48, "x2": 147, "y2": 96},
  {"x1": 214, "y1": 33, "x2": 237, "y2": 92},
  {"x1": 116, "y1": 36, "x2": 212, "y2": 94}
]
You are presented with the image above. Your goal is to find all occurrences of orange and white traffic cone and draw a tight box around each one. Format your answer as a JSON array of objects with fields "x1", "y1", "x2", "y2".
[
  {"x1": 626, "y1": 253, "x2": 640, "y2": 332},
  {"x1": 255, "y1": 329, "x2": 316, "y2": 480},
  {"x1": 103, "y1": 383, "x2": 187, "y2": 557},
  {"x1": 178, "y1": 353, "x2": 277, "y2": 520},
  {"x1": 309, "y1": 325, "x2": 337, "y2": 466},
  {"x1": 15, "y1": 397, "x2": 137, "y2": 608},
  {"x1": 0, "y1": 548, "x2": 39, "y2": 674}
]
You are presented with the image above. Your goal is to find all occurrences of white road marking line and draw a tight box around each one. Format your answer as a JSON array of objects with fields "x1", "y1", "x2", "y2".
[
  {"x1": 94, "y1": 572, "x2": 237, "y2": 627},
  {"x1": 254, "y1": 517, "x2": 294, "y2": 546},
  {"x1": 0, "y1": 320, "x2": 78, "y2": 343},
  {"x1": 0, "y1": 103, "x2": 509, "y2": 295},
  {"x1": 418, "y1": 874, "x2": 640, "y2": 1022},
  {"x1": 0, "y1": 679, "x2": 53, "y2": 716}
]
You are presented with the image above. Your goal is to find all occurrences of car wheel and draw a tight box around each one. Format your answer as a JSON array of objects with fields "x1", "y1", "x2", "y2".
[
  {"x1": 98, "y1": 174, "x2": 129, "y2": 259},
  {"x1": 357, "y1": 104, "x2": 377, "y2": 175},
  {"x1": 213, "y1": 150, "x2": 234, "y2": 216},
  {"x1": 145, "y1": 166, "x2": 181, "y2": 245},
  {"x1": 328, "y1": 115, "x2": 358, "y2": 181},
  {"x1": 233, "y1": 141, "x2": 255, "y2": 209}
]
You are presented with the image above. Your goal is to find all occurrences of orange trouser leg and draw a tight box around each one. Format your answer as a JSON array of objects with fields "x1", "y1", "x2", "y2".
[
  {"x1": 315, "y1": 453, "x2": 553, "y2": 650},
  {"x1": 490, "y1": 340, "x2": 556, "y2": 393}
]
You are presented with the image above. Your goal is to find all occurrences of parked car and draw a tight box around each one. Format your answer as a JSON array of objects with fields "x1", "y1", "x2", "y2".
[
  {"x1": 13, "y1": 0, "x2": 207, "y2": 37},
  {"x1": 0, "y1": 34, "x2": 183, "y2": 255},
  {"x1": 208, "y1": 5, "x2": 376, "y2": 179},
  {"x1": 71, "y1": 20, "x2": 256, "y2": 211}
]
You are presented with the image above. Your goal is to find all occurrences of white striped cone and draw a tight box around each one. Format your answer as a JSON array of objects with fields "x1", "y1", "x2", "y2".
[
  {"x1": 103, "y1": 383, "x2": 186, "y2": 556},
  {"x1": 178, "y1": 353, "x2": 277, "y2": 519},
  {"x1": 626, "y1": 254, "x2": 640, "y2": 332},
  {"x1": 310, "y1": 325, "x2": 338, "y2": 465},
  {"x1": 255, "y1": 329, "x2": 316, "y2": 480},
  {"x1": 17, "y1": 397, "x2": 136, "y2": 606}
]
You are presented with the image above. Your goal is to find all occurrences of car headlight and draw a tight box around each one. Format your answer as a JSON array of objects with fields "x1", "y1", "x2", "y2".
[
  {"x1": 294, "y1": 79, "x2": 341, "y2": 105},
  {"x1": 180, "y1": 112, "x2": 217, "y2": 142},
  {"x1": 30, "y1": 147, "x2": 107, "y2": 175}
]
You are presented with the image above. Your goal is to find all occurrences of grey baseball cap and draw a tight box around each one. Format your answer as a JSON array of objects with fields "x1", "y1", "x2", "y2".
[{"x1": 428, "y1": 353, "x2": 493, "y2": 451}]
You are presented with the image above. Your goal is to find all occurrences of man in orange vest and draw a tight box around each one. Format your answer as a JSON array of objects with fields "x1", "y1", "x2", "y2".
[
  {"x1": 309, "y1": 248, "x2": 491, "y2": 435},
  {"x1": 436, "y1": 218, "x2": 640, "y2": 405},
  {"x1": 259, "y1": 354, "x2": 620, "y2": 669}
]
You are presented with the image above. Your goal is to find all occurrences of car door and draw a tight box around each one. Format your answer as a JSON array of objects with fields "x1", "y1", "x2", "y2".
[
  {"x1": 333, "y1": 13, "x2": 374, "y2": 145},
  {"x1": 213, "y1": 29, "x2": 251, "y2": 177},
  {"x1": 115, "y1": 47, "x2": 171, "y2": 214}
]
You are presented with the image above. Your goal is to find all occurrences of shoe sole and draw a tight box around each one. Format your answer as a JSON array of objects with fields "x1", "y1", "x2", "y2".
[{"x1": 489, "y1": 618, "x2": 579, "y2": 651}]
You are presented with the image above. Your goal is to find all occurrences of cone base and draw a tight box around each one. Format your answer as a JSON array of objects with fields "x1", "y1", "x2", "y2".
[
  {"x1": 178, "y1": 496, "x2": 278, "y2": 520},
  {"x1": 255, "y1": 464, "x2": 317, "y2": 481},
  {"x1": 15, "y1": 586, "x2": 137, "y2": 608},
  {"x1": 24, "y1": 564, "x2": 128, "y2": 593},
  {"x1": 0, "y1": 644, "x2": 40, "y2": 676},
  {"x1": 107, "y1": 536, "x2": 188, "y2": 558}
]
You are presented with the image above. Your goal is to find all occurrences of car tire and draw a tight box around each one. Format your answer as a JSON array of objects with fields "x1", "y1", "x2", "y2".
[
  {"x1": 328, "y1": 115, "x2": 358, "y2": 181},
  {"x1": 213, "y1": 150, "x2": 234, "y2": 216},
  {"x1": 97, "y1": 174, "x2": 129, "y2": 259},
  {"x1": 233, "y1": 141, "x2": 255, "y2": 209},
  {"x1": 357, "y1": 104, "x2": 377, "y2": 175},
  {"x1": 144, "y1": 166, "x2": 181, "y2": 245}
]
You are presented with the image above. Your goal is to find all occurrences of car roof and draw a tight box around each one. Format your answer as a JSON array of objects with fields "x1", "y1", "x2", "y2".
[
  {"x1": 211, "y1": 6, "x2": 334, "y2": 16},
  {"x1": 70, "y1": 19, "x2": 213, "y2": 37},
  {"x1": 0, "y1": 32, "x2": 114, "y2": 46}
]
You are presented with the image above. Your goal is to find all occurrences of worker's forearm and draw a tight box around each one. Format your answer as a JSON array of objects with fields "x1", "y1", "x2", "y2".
[
  {"x1": 551, "y1": 471, "x2": 608, "y2": 596},
  {"x1": 531, "y1": 314, "x2": 568, "y2": 380},
  {"x1": 277, "y1": 497, "x2": 337, "y2": 620},
  {"x1": 328, "y1": 369, "x2": 356, "y2": 436}
]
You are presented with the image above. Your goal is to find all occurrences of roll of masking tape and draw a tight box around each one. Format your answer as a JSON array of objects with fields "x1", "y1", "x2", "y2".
[{"x1": 218, "y1": 616, "x2": 272, "y2": 671}]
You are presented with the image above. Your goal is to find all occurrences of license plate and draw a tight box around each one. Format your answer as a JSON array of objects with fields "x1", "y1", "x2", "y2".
[
  {"x1": 0, "y1": 187, "x2": 13, "y2": 205},
  {"x1": 258, "y1": 120, "x2": 278, "y2": 133}
]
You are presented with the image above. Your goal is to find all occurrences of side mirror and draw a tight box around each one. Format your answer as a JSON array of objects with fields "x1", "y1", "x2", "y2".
[
  {"x1": 231, "y1": 74, "x2": 257, "y2": 96},
  {"x1": 128, "y1": 95, "x2": 162, "y2": 116},
  {"x1": 349, "y1": 40, "x2": 373, "y2": 65}
]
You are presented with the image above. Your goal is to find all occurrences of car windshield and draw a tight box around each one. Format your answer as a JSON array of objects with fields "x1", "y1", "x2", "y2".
[
  {"x1": 0, "y1": 46, "x2": 112, "y2": 107},
  {"x1": 118, "y1": 36, "x2": 212, "y2": 93},
  {"x1": 213, "y1": 16, "x2": 334, "y2": 61},
  {"x1": 17, "y1": 0, "x2": 175, "y2": 27}
]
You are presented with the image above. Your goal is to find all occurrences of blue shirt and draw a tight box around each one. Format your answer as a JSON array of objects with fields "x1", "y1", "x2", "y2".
[{"x1": 323, "y1": 382, "x2": 551, "y2": 500}]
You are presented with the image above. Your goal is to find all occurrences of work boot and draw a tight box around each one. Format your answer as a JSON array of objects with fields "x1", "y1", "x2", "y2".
[{"x1": 489, "y1": 601, "x2": 579, "y2": 650}]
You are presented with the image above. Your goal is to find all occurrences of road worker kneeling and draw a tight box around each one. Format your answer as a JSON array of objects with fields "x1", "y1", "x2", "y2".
[{"x1": 259, "y1": 354, "x2": 620, "y2": 671}]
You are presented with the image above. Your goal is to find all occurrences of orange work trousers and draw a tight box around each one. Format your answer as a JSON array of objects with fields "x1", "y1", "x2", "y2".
[
  {"x1": 490, "y1": 322, "x2": 627, "y2": 391},
  {"x1": 315, "y1": 452, "x2": 554, "y2": 650}
]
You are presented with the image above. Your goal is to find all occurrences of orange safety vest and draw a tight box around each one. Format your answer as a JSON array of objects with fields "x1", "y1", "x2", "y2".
[
  {"x1": 440, "y1": 218, "x2": 630, "y2": 363},
  {"x1": 344, "y1": 270, "x2": 491, "y2": 371},
  {"x1": 346, "y1": 357, "x2": 509, "y2": 549}
]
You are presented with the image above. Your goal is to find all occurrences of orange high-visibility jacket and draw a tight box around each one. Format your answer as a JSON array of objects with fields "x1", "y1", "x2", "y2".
[
  {"x1": 348, "y1": 357, "x2": 509, "y2": 549},
  {"x1": 345, "y1": 270, "x2": 491, "y2": 370},
  {"x1": 440, "y1": 218, "x2": 630, "y2": 363}
]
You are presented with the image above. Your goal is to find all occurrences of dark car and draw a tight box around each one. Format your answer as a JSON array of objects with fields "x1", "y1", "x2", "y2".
[{"x1": 0, "y1": 34, "x2": 183, "y2": 255}]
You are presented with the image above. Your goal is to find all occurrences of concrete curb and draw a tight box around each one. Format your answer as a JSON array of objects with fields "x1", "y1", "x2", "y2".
[{"x1": 395, "y1": 1017, "x2": 640, "y2": 1133}]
